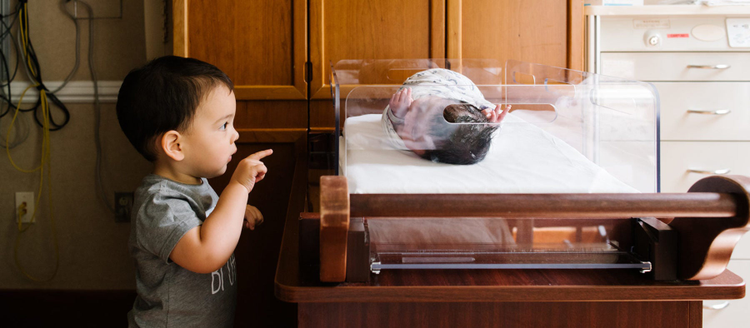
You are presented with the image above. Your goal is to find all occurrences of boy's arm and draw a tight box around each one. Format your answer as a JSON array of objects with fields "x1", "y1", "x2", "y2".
[{"x1": 170, "y1": 149, "x2": 272, "y2": 274}]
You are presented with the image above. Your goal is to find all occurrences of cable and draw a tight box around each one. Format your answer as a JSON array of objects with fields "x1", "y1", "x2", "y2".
[
  {"x1": 0, "y1": 5, "x2": 21, "y2": 120},
  {"x1": 16, "y1": 0, "x2": 70, "y2": 131},
  {"x1": 8, "y1": 82, "x2": 60, "y2": 282},
  {"x1": 50, "y1": 0, "x2": 80, "y2": 94},
  {"x1": 75, "y1": 0, "x2": 113, "y2": 213}
]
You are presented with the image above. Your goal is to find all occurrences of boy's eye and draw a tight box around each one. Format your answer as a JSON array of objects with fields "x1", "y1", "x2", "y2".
[{"x1": 221, "y1": 122, "x2": 229, "y2": 130}]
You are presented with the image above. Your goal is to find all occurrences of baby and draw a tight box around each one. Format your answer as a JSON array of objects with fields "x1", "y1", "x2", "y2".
[{"x1": 382, "y1": 68, "x2": 509, "y2": 164}]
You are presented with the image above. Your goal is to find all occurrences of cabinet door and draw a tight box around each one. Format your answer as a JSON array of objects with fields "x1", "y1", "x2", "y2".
[
  {"x1": 309, "y1": 0, "x2": 446, "y2": 100},
  {"x1": 447, "y1": 0, "x2": 583, "y2": 71},
  {"x1": 174, "y1": 0, "x2": 307, "y2": 100}
]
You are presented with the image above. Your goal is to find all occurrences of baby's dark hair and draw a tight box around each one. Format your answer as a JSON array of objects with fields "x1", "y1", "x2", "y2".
[
  {"x1": 116, "y1": 56, "x2": 233, "y2": 162},
  {"x1": 419, "y1": 103, "x2": 498, "y2": 165}
]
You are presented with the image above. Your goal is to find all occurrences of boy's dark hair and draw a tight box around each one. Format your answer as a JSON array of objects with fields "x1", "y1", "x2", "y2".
[
  {"x1": 116, "y1": 56, "x2": 234, "y2": 162},
  {"x1": 419, "y1": 103, "x2": 498, "y2": 165}
]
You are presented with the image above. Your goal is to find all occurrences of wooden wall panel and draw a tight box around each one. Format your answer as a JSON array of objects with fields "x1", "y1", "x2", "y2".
[
  {"x1": 448, "y1": 0, "x2": 582, "y2": 72},
  {"x1": 310, "y1": 100, "x2": 336, "y2": 133},
  {"x1": 234, "y1": 101, "x2": 307, "y2": 129},
  {"x1": 309, "y1": 0, "x2": 446, "y2": 99},
  {"x1": 298, "y1": 301, "x2": 695, "y2": 328},
  {"x1": 209, "y1": 139, "x2": 305, "y2": 328},
  {"x1": 177, "y1": 0, "x2": 307, "y2": 99}
]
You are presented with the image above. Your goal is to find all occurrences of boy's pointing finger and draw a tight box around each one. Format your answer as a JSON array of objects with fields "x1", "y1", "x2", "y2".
[{"x1": 248, "y1": 149, "x2": 273, "y2": 161}]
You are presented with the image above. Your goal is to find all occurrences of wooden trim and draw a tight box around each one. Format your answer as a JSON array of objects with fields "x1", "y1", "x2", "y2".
[
  {"x1": 430, "y1": 0, "x2": 446, "y2": 58},
  {"x1": 568, "y1": 0, "x2": 584, "y2": 71},
  {"x1": 296, "y1": 301, "x2": 697, "y2": 327},
  {"x1": 309, "y1": 128, "x2": 335, "y2": 135},
  {"x1": 689, "y1": 301, "x2": 702, "y2": 328},
  {"x1": 671, "y1": 175, "x2": 750, "y2": 280},
  {"x1": 319, "y1": 176, "x2": 350, "y2": 282},
  {"x1": 237, "y1": 128, "x2": 307, "y2": 143},
  {"x1": 309, "y1": 0, "x2": 325, "y2": 100},
  {"x1": 446, "y1": 0, "x2": 461, "y2": 59},
  {"x1": 294, "y1": 0, "x2": 308, "y2": 97},
  {"x1": 172, "y1": 0, "x2": 188, "y2": 57},
  {"x1": 234, "y1": 86, "x2": 307, "y2": 100},
  {"x1": 348, "y1": 193, "x2": 738, "y2": 219}
]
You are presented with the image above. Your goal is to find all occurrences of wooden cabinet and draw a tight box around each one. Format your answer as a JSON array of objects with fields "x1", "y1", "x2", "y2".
[
  {"x1": 174, "y1": 0, "x2": 307, "y2": 100},
  {"x1": 309, "y1": 0, "x2": 446, "y2": 100},
  {"x1": 177, "y1": 0, "x2": 583, "y2": 102},
  {"x1": 448, "y1": 0, "x2": 583, "y2": 71}
]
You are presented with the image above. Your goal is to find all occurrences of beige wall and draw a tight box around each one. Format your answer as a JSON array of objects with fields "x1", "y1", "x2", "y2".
[{"x1": 1, "y1": 0, "x2": 159, "y2": 289}]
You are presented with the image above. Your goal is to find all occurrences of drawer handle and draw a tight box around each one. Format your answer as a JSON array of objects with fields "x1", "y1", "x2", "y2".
[
  {"x1": 687, "y1": 64, "x2": 731, "y2": 69},
  {"x1": 687, "y1": 109, "x2": 732, "y2": 115},
  {"x1": 703, "y1": 301, "x2": 730, "y2": 310},
  {"x1": 688, "y1": 169, "x2": 731, "y2": 175}
]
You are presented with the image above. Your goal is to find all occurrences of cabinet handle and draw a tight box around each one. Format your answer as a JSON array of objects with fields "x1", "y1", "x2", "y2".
[
  {"x1": 687, "y1": 64, "x2": 730, "y2": 69},
  {"x1": 688, "y1": 169, "x2": 731, "y2": 175},
  {"x1": 703, "y1": 301, "x2": 730, "y2": 310},
  {"x1": 687, "y1": 109, "x2": 731, "y2": 115}
]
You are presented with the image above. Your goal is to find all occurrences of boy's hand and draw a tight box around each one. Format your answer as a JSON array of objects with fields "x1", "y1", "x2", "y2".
[
  {"x1": 231, "y1": 149, "x2": 273, "y2": 193},
  {"x1": 244, "y1": 205, "x2": 264, "y2": 230}
]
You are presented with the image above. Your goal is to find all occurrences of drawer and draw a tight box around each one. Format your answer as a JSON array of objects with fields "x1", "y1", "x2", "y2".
[
  {"x1": 601, "y1": 52, "x2": 750, "y2": 81},
  {"x1": 654, "y1": 82, "x2": 750, "y2": 141},
  {"x1": 599, "y1": 17, "x2": 739, "y2": 52},
  {"x1": 660, "y1": 141, "x2": 750, "y2": 192},
  {"x1": 703, "y1": 260, "x2": 750, "y2": 328}
]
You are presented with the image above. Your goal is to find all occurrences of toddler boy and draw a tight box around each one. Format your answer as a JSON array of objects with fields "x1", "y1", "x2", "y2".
[{"x1": 116, "y1": 56, "x2": 270, "y2": 327}]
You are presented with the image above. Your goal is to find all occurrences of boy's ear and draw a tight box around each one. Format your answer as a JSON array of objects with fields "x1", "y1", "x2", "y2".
[{"x1": 160, "y1": 130, "x2": 185, "y2": 161}]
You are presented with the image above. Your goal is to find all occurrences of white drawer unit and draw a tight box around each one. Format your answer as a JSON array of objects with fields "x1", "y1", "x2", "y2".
[
  {"x1": 586, "y1": 8, "x2": 750, "y2": 193},
  {"x1": 587, "y1": 7, "x2": 750, "y2": 327}
]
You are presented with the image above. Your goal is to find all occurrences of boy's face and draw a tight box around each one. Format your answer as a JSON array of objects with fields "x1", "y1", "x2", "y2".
[{"x1": 180, "y1": 85, "x2": 239, "y2": 179}]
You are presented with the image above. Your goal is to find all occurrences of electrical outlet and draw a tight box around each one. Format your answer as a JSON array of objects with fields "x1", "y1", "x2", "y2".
[
  {"x1": 114, "y1": 192, "x2": 134, "y2": 222},
  {"x1": 15, "y1": 192, "x2": 34, "y2": 224}
]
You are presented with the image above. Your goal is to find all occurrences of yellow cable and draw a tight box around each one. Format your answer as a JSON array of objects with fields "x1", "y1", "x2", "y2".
[
  {"x1": 8, "y1": 9, "x2": 60, "y2": 281},
  {"x1": 6, "y1": 84, "x2": 40, "y2": 172}
]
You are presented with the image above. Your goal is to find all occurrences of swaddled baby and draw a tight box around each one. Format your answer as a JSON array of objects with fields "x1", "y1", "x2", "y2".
[{"x1": 382, "y1": 68, "x2": 510, "y2": 164}]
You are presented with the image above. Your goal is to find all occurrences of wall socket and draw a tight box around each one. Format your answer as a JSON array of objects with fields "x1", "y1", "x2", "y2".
[
  {"x1": 114, "y1": 192, "x2": 134, "y2": 222},
  {"x1": 15, "y1": 192, "x2": 34, "y2": 224}
]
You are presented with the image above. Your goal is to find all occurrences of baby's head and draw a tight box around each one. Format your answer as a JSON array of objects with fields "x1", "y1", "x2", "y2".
[
  {"x1": 420, "y1": 103, "x2": 499, "y2": 165},
  {"x1": 116, "y1": 56, "x2": 234, "y2": 164},
  {"x1": 395, "y1": 97, "x2": 499, "y2": 165}
]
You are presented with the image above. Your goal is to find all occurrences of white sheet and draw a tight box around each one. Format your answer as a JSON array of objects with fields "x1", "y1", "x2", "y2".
[{"x1": 343, "y1": 114, "x2": 639, "y2": 194}]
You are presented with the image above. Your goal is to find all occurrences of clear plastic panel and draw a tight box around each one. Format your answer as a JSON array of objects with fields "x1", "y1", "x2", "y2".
[
  {"x1": 366, "y1": 217, "x2": 650, "y2": 272},
  {"x1": 333, "y1": 59, "x2": 659, "y2": 193}
]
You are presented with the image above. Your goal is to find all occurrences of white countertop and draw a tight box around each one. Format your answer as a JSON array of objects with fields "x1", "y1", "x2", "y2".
[{"x1": 585, "y1": 5, "x2": 750, "y2": 16}]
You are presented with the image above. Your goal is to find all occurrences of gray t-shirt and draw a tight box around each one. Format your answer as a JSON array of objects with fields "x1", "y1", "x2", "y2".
[{"x1": 127, "y1": 174, "x2": 237, "y2": 328}]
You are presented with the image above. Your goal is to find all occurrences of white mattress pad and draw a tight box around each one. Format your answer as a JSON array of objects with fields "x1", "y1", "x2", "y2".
[{"x1": 342, "y1": 114, "x2": 638, "y2": 194}]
